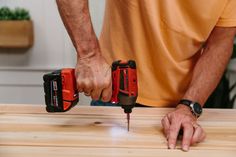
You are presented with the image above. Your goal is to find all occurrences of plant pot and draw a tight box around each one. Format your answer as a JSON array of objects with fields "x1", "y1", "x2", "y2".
[{"x1": 0, "y1": 20, "x2": 33, "y2": 48}]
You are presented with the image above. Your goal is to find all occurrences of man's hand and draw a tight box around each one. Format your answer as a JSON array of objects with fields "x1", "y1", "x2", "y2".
[
  {"x1": 75, "y1": 53, "x2": 112, "y2": 102},
  {"x1": 161, "y1": 105, "x2": 206, "y2": 151},
  {"x1": 56, "y1": 0, "x2": 111, "y2": 101}
]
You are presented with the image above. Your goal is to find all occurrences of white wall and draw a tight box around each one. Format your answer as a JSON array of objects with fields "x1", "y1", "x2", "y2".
[{"x1": 0, "y1": 0, "x2": 105, "y2": 105}]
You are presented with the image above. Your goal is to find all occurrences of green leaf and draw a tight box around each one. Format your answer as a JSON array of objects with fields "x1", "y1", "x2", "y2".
[{"x1": 0, "y1": 6, "x2": 30, "y2": 20}]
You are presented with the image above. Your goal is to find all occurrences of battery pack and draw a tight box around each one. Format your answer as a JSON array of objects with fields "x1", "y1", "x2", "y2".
[{"x1": 43, "y1": 68, "x2": 78, "y2": 112}]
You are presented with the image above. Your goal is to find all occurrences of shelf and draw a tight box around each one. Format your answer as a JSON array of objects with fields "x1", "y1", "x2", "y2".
[{"x1": 0, "y1": 20, "x2": 33, "y2": 48}]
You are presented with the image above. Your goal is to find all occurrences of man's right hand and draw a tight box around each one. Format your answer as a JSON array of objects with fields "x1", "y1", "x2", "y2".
[
  {"x1": 56, "y1": 0, "x2": 111, "y2": 101},
  {"x1": 75, "y1": 53, "x2": 112, "y2": 102}
]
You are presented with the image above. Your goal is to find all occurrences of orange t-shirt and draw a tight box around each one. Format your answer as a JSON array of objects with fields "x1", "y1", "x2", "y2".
[{"x1": 99, "y1": 0, "x2": 236, "y2": 107}]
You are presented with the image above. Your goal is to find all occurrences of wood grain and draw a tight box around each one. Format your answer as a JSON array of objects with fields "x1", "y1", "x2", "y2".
[
  {"x1": 1, "y1": 146, "x2": 236, "y2": 157},
  {"x1": 0, "y1": 104, "x2": 236, "y2": 157}
]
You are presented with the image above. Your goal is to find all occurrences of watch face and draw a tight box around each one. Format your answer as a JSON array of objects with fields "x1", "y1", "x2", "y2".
[{"x1": 193, "y1": 103, "x2": 202, "y2": 115}]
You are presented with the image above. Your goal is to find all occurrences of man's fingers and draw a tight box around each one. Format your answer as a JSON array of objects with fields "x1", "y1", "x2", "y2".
[
  {"x1": 168, "y1": 120, "x2": 181, "y2": 149},
  {"x1": 191, "y1": 124, "x2": 205, "y2": 144},
  {"x1": 77, "y1": 79, "x2": 93, "y2": 95},
  {"x1": 182, "y1": 122, "x2": 194, "y2": 151},
  {"x1": 91, "y1": 88, "x2": 103, "y2": 100},
  {"x1": 75, "y1": 71, "x2": 83, "y2": 93},
  {"x1": 199, "y1": 128, "x2": 206, "y2": 142},
  {"x1": 161, "y1": 116, "x2": 170, "y2": 139},
  {"x1": 77, "y1": 80, "x2": 84, "y2": 93},
  {"x1": 74, "y1": 55, "x2": 112, "y2": 100},
  {"x1": 83, "y1": 81, "x2": 93, "y2": 96},
  {"x1": 101, "y1": 82, "x2": 112, "y2": 102}
]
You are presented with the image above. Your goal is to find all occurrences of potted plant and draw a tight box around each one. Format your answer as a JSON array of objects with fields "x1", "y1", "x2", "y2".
[{"x1": 0, "y1": 7, "x2": 33, "y2": 48}]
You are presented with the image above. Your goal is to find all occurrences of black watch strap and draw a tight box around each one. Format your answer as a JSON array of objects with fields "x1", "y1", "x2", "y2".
[
  {"x1": 179, "y1": 99, "x2": 192, "y2": 106},
  {"x1": 179, "y1": 99, "x2": 202, "y2": 118}
]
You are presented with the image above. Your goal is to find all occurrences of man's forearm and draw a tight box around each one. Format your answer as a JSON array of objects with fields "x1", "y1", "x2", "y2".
[
  {"x1": 182, "y1": 27, "x2": 236, "y2": 106},
  {"x1": 56, "y1": 0, "x2": 100, "y2": 58}
]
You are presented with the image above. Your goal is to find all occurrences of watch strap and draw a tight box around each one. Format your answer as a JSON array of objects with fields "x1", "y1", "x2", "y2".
[
  {"x1": 179, "y1": 99, "x2": 202, "y2": 118},
  {"x1": 179, "y1": 99, "x2": 192, "y2": 106}
]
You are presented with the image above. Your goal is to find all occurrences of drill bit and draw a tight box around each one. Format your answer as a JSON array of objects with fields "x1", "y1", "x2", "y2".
[{"x1": 127, "y1": 113, "x2": 130, "y2": 131}]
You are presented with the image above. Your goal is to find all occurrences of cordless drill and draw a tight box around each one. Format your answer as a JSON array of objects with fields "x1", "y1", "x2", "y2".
[
  {"x1": 43, "y1": 60, "x2": 138, "y2": 131},
  {"x1": 111, "y1": 60, "x2": 138, "y2": 131}
]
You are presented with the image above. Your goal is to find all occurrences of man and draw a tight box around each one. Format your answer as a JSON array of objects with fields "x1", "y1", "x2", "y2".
[{"x1": 56, "y1": 0, "x2": 236, "y2": 151}]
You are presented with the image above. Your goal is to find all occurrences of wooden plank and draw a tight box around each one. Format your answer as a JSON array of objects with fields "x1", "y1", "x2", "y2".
[
  {"x1": 1, "y1": 112, "x2": 236, "y2": 150},
  {"x1": 1, "y1": 104, "x2": 236, "y2": 121},
  {"x1": 1, "y1": 104, "x2": 236, "y2": 157},
  {"x1": 1, "y1": 146, "x2": 236, "y2": 157}
]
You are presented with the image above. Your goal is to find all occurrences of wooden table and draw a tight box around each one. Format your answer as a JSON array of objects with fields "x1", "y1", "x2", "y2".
[{"x1": 0, "y1": 104, "x2": 236, "y2": 157}]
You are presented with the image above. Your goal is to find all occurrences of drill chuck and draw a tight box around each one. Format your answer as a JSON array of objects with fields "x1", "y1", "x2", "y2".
[{"x1": 122, "y1": 105, "x2": 134, "y2": 114}]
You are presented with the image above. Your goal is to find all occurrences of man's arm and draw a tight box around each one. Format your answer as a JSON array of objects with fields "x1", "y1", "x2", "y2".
[
  {"x1": 183, "y1": 27, "x2": 236, "y2": 105},
  {"x1": 162, "y1": 27, "x2": 236, "y2": 151},
  {"x1": 56, "y1": 0, "x2": 112, "y2": 101},
  {"x1": 56, "y1": 0, "x2": 99, "y2": 58}
]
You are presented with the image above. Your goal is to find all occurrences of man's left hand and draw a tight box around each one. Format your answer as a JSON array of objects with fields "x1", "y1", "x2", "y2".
[{"x1": 161, "y1": 105, "x2": 206, "y2": 151}]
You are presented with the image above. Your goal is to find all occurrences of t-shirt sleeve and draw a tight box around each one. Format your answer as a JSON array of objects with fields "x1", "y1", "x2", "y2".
[{"x1": 216, "y1": 0, "x2": 236, "y2": 27}]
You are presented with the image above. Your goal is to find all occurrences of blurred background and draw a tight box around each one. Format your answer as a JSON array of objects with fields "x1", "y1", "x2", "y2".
[
  {"x1": 0, "y1": 0, "x2": 235, "y2": 108},
  {"x1": 0, "y1": 0, "x2": 105, "y2": 105}
]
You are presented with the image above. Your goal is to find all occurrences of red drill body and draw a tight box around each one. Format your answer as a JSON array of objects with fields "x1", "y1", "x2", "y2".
[{"x1": 111, "y1": 60, "x2": 138, "y2": 131}]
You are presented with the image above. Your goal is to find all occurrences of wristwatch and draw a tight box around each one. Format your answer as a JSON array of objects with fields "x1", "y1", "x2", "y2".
[{"x1": 179, "y1": 99, "x2": 203, "y2": 118}]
